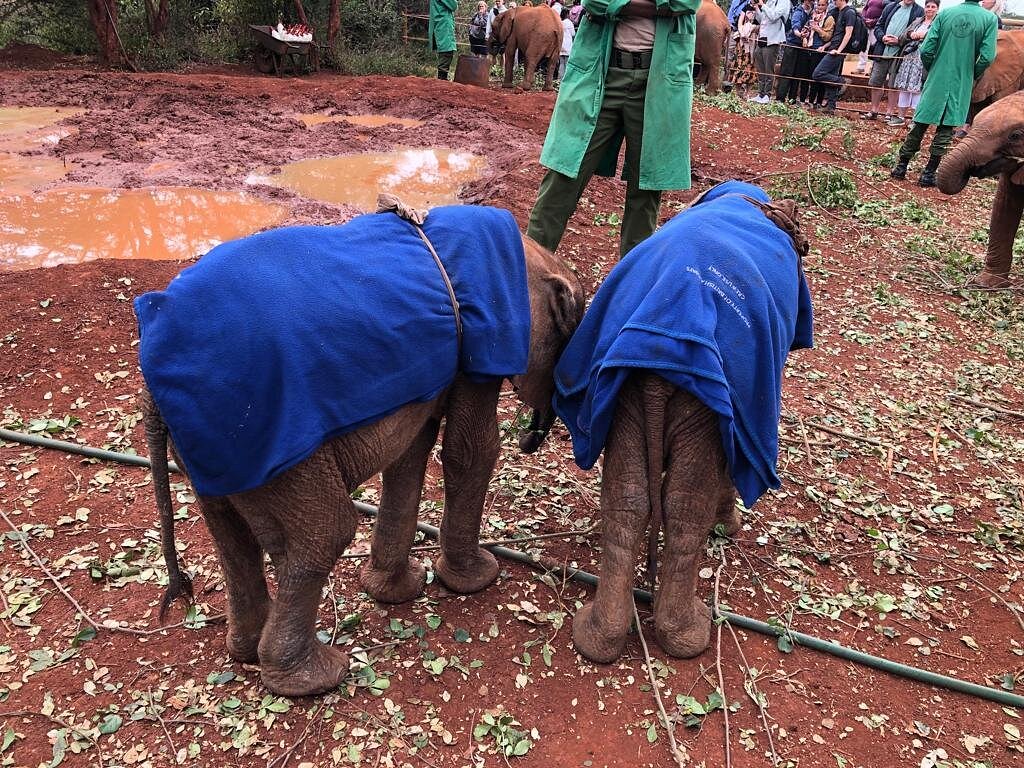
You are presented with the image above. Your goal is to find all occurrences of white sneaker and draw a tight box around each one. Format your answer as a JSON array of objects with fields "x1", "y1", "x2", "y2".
[
  {"x1": 759, "y1": 95, "x2": 770, "y2": 104},
  {"x1": 747, "y1": 95, "x2": 762, "y2": 102}
]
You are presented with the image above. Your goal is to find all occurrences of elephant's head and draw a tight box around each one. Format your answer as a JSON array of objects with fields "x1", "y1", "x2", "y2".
[
  {"x1": 489, "y1": 7, "x2": 516, "y2": 55},
  {"x1": 937, "y1": 91, "x2": 1024, "y2": 195},
  {"x1": 515, "y1": 237, "x2": 585, "y2": 453}
]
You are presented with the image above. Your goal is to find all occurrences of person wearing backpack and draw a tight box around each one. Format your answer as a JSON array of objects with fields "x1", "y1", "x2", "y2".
[
  {"x1": 750, "y1": 0, "x2": 792, "y2": 104},
  {"x1": 776, "y1": 0, "x2": 813, "y2": 104},
  {"x1": 810, "y1": 0, "x2": 856, "y2": 114},
  {"x1": 856, "y1": 0, "x2": 889, "y2": 75}
]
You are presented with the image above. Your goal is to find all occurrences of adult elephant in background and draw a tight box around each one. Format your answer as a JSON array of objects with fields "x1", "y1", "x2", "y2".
[
  {"x1": 139, "y1": 201, "x2": 585, "y2": 697},
  {"x1": 969, "y1": 29, "x2": 1024, "y2": 123},
  {"x1": 488, "y1": 4, "x2": 563, "y2": 91},
  {"x1": 938, "y1": 90, "x2": 1024, "y2": 288},
  {"x1": 552, "y1": 181, "x2": 814, "y2": 663},
  {"x1": 695, "y1": 0, "x2": 730, "y2": 93}
]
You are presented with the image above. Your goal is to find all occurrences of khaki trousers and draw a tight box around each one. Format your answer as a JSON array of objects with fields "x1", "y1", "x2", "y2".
[{"x1": 527, "y1": 65, "x2": 662, "y2": 259}]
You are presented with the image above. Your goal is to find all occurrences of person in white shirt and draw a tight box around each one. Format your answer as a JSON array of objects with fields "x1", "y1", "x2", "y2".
[
  {"x1": 557, "y1": 7, "x2": 575, "y2": 80},
  {"x1": 751, "y1": 0, "x2": 791, "y2": 104}
]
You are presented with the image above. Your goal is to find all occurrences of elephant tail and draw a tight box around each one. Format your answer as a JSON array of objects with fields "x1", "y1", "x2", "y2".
[
  {"x1": 142, "y1": 388, "x2": 194, "y2": 622},
  {"x1": 642, "y1": 375, "x2": 669, "y2": 590}
]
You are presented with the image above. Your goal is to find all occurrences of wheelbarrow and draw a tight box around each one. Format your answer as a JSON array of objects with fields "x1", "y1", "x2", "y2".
[{"x1": 249, "y1": 25, "x2": 319, "y2": 76}]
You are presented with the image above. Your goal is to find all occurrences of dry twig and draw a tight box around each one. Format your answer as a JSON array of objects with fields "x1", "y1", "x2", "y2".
[
  {"x1": 632, "y1": 597, "x2": 687, "y2": 768},
  {"x1": 713, "y1": 556, "x2": 732, "y2": 768}
]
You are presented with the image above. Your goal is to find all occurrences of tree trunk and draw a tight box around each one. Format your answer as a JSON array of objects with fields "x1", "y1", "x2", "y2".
[
  {"x1": 86, "y1": 0, "x2": 120, "y2": 66},
  {"x1": 328, "y1": 0, "x2": 341, "y2": 47},
  {"x1": 292, "y1": 0, "x2": 309, "y2": 27},
  {"x1": 144, "y1": 0, "x2": 171, "y2": 39}
]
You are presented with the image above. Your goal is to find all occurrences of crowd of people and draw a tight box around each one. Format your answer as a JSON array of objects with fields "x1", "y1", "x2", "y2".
[{"x1": 727, "y1": 0, "x2": 999, "y2": 123}]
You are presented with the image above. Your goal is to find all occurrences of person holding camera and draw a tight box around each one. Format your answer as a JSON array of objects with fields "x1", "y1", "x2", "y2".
[{"x1": 749, "y1": 0, "x2": 791, "y2": 104}]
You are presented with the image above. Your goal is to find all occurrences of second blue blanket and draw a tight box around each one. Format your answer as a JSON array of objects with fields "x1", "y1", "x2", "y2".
[
  {"x1": 135, "y1": 205, "x2": 529, "y2": 497},
  {"x1": 553, "y1": 181, "x2": 814, "y2": 507}
]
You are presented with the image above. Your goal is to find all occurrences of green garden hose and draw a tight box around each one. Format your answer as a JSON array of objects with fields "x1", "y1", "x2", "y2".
[{"x1": 2, "y1": 427, "x2": 1021, "y2": 709}]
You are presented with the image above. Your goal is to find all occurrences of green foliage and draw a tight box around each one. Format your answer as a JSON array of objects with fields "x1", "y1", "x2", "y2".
[
  {"x1": 769, "y1": 166, "x2": 857, "y2": 209},
  {"x1": 0, "y1": 0, "x2": 426, "y2": 73}
]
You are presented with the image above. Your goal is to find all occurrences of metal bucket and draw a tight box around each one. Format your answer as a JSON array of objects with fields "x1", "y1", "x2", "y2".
[{"x1": 454, "y1": 54, "x2": 490, "y2": 88}]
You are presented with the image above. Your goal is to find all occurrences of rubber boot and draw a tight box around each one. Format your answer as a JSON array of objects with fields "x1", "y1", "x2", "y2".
[
  {"x1": 918, "y1": 156, "x2": 940, "y2": 188},
  {"x1": 890, "y1": 159, "x2": 909, "y2": 180},
  {"x1": 437, "y1": 68, "x2": 449, "y2": 80}
]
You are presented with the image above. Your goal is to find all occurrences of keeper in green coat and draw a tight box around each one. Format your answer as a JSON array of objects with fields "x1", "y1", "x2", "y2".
[
  {"x1": 429, "y1": 0, "x2": 458, "y2": 80},
  {"x1": 891, "y1": 0, "x2": 997, "y2": 188},
  {"x1": 526, "y1": 0, "x2": 700, "y2": 258}
]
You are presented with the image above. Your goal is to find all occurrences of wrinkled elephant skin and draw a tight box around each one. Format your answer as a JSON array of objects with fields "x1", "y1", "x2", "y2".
[
  {"x1": 572, "y1": 375, "x2": 740, "y2": 664},
  {"x1": 144, "y1": 235, "x2": 584, "y2": 697},
  {"x1": 696, "y1": 0, "x2": 730, "y2": 94},
  {"x1": 970, "y1": 30, "x2": 1024, "y2": 123},
  {"x1": 937, "y1": 91, "x2": 1024, "y2": 288},
  {"x1": 489, "y1": 6, "x2": 563, "y2": 91}
]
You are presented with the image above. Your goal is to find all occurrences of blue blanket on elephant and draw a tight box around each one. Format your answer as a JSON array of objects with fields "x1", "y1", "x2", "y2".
[
  {"x1": 135, "y1": 206, "x2": 529, "y2": 497},
  {"x1": 553, "y1": 181, "x2": 814, "y2": 508}
]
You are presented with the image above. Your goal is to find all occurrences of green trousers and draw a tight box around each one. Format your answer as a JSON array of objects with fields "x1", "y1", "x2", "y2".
[
  {"x1": 527, "y1": 66, "x2": 662, "y2": 259},
  {"x1": 437, "y1": 49, "x2": 454, "y2": 79},
  {"x1": 898, "y1": 122, "x2": 954, "y2": 163}
]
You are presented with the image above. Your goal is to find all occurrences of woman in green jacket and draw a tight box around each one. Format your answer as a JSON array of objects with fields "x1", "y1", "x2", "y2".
[
  {"x1": 526, "y1": 0, "x2": 701, "y2": 258},
  {"x1": 429, "y1": 0, "x2": 458, "y2": 80}
]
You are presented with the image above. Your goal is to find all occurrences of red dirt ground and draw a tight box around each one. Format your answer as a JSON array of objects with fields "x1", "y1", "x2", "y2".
[{"x1": 1, "y1": 56, "x2": 1022, "y2": 768}]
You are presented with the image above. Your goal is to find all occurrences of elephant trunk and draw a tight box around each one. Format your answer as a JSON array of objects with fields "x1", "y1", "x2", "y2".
[
  {"x1": 937, "y1": 137, "x2": 980, "y2": 195},
  {"x1": 518, "y1": 406, "x2": 555, "y2": 453}
]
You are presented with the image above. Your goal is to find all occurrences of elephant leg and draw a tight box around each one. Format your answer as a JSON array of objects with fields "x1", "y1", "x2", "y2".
[
  {"x1": 241, "y1": 452, "x2": 355, "y2": 697},
  {"x1": 542, "y1": 52, "x2": 555, "y2": 91},
  {"x1": 360, "y1": 418, "x2": 441, "y2": 603},
  {"x1": 654, "y1": 391, "x2": 729, "y2": 659},
  {"x1": 573, "y1": 378, "x2": 651, "y2": 663},
  {"x1": 976, "y1": 174, "x2": 1024, "y2": 288},
  {"x1": 522, "y1": 52, "x2": 537, "y2": 91},
  {"x1": 434, "y1": 379, "x2": 502, "y2": 594},
  {"x1": 715, "y1": 491, "x2": 741, "y2": 537},
  {"x1": 199, "y1": 497, "x2": 271, "y2": 664},
  {"x1": 707, "y1": 50, "x2": 722, "y2": 94},
  {"x1": 503, "y1": 48, "x2": 514, "y2": 87}
]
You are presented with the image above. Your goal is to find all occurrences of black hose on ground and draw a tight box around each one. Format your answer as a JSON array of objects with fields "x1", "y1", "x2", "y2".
[{"x1": 2, "y1": 427, "x2": 1022, "y2": 709}]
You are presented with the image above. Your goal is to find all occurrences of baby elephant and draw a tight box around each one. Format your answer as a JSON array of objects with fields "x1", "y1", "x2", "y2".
[
  {"x1": 553, "y1": 181, "x2": 814, "y2": 663},
  {"x1": 137, "y1": 200, "x2": 584, "y2": 696}
]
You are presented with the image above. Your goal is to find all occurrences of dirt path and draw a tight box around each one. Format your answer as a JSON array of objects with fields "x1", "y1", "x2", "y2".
[{"x1": 1, "y1": 65, "x2": 1022, "y2": 768}]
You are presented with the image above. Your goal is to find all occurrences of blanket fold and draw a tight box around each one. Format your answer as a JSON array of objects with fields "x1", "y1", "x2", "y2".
[
  {"x1": 553, "y1": 181, "x2": 814, "y2": 507},
  {"x1": 135, "y1": 205, "x2": 529, "y2": 497}
]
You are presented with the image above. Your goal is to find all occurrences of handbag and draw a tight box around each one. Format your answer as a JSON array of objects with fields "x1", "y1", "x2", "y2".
[{"x1": 900, "y1": 40, "x2": 920, "y2": 57}]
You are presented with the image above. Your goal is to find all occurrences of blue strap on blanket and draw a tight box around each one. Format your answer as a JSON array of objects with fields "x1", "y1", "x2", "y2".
[
  {"x1": 135, "y1": 205, "x2": 529, "y2": 497},
  {"x1": 553, "y1": 181, "x2": 814, "y2": 508}
]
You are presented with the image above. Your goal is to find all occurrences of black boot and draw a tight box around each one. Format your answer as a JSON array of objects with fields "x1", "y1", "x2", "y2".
[
  {"x1": 891, "y1": 160, "x2": 909, "y2": 180},
  {"x1": 437, "y1": 69, "x2": 449, "y2": 80},
  {"x1": 919, "y1": 157, "x2": 940, "y2": 187}
]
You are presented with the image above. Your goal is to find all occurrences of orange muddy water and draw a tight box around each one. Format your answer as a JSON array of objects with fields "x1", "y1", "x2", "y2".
[
  {"x1": 0, "y1": 187, "x2": 286, "y2": 271},
  {"x1": 296, "y1": 112, "x2": 424, "y2": 130},
  {"x1": 252, "y1": 149, "x2": 486, "y2": 211}
]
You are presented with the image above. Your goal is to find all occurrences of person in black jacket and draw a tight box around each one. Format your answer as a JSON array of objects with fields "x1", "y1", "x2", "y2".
[{"x1": 862, "y1": 0, "x2": 924, "y2": 120}]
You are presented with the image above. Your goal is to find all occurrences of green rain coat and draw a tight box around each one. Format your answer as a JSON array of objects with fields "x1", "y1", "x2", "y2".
[
  {"x1": 539, "y1": 0, "x2": 700, "y2": 191},
  {"x1": 429, "y1": 0, "x2": 458, "y2": 53},
  {"x1": 916, "y1": 0, "x2": 997, "y2": 126}
]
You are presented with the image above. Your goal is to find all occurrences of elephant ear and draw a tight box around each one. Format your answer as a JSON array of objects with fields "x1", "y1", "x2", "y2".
[
  {"x1": 974, "y1": 34, "x2": 1024, "y2": 102},
  {"x1": 544, "y1": 274, "x2": 583, "y2": 340}
]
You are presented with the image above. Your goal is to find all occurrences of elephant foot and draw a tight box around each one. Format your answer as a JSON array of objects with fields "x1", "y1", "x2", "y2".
[
  {"x1": 715, "y1": 502, "x2": 742, "y2": 537},
  {"x1": 542, "y1": 85, "x2": 554, "y2": 92},
  {"x1": 434, "y1": 547, "x2": 499, "y2": 594},
  {"x1": 359, "y1": 558, "x2": 426, "y2": 604},
  {"x1": 260, "y1": 641, "x2": 350, "y2": 697},
  {"x1": 501, "y1": 82, "x2": 514, "y2": 89},
  {"x1": 225, "y1": 599, "x2": 272, "y2": 664},
  {"x1": 969, "y1": 270, "x2": 1013, "y2": 290},
  {"x1": 655, "y1": 597, "x2": 712, "y2": 659},
  {"x1": 572, "y1": 602, "x2": 628, "y2": 664}
]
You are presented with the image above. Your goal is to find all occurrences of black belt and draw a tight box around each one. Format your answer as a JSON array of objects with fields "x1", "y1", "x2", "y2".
[{"x1": 610, "y1": 48, "x2": 652, "y2": 70}]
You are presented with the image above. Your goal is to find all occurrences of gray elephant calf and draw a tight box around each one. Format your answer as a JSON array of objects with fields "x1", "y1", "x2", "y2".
[
  {"x1": 553, "y1": 181, "x2": 814, "y2": 663},
  {"x1": 137, "y1": 200, "x2": 584, "y2": 696}
]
